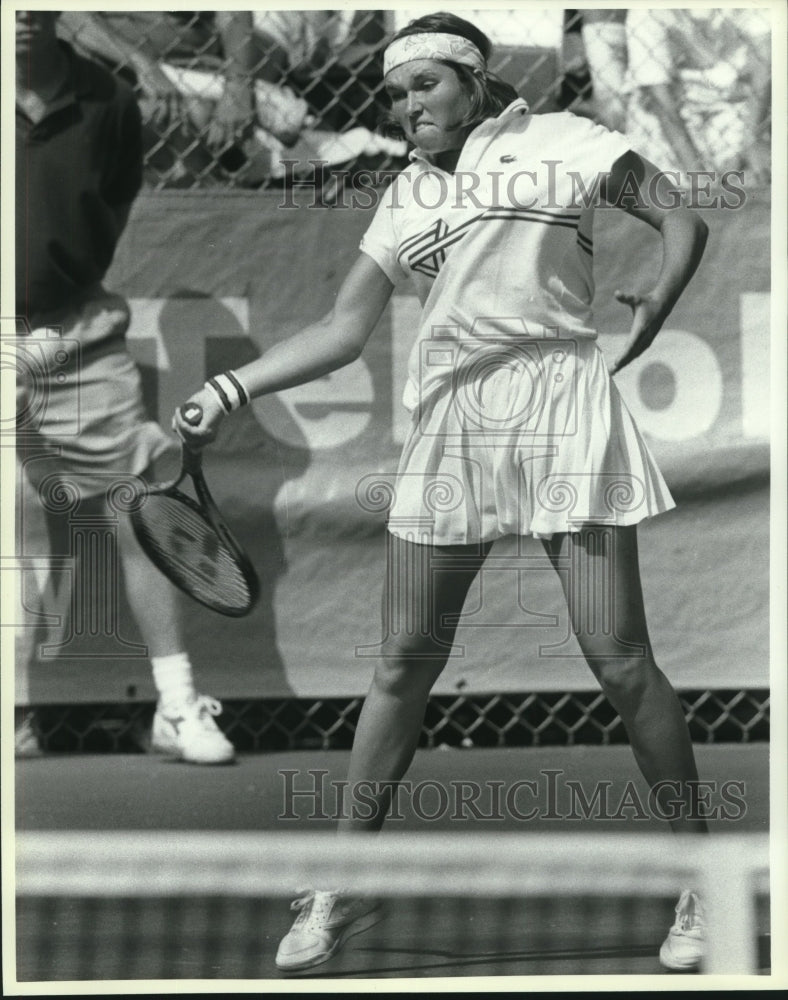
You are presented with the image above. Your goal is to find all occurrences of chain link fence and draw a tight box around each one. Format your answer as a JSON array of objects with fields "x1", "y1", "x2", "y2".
[
  {"x1": 56, "y1": 7, "x2": 772, "y2": 191},
  {"x1": 25, "y1": 688, "x2": 769, "y2": 754}
]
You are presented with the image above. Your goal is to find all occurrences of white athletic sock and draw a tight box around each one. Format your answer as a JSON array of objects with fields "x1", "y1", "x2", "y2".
[{"x1": 151, "y1": 652, "x2": 196, "y2": 708}]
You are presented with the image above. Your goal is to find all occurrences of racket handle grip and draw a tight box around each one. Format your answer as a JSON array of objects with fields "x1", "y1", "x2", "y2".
[
  {"x1": 181, "y1": 403, "x2": 203, "y2": 426},
  {"x1": 179, "y1": 403, "x2": 204, "y2": 470}
]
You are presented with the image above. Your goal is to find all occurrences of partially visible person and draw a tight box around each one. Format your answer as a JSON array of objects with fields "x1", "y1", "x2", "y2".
[
  {"x1": 581, "y1": 9, "x2": 627, "y2": 132},
  {"x1": 58, "y1": 10, "x2": 399, "y2": 186},
  {"x1": 558, "y1": 9, "x2": 628, "y2": 131},
  {"x1": 15, "y1": 10, "x2": 234, "y2": 764},
  {"x1": 625, "y1": 7, "x2": 771, "y2": 182},
  {"x1": 557, "y1": 9, "x2": 593, "y2": 115},
  {"x1": 58, "y1": 11, "x2": 260, "y2": 148},
  {"x1": 250, "y1": 8, "x2": 388, "y2": 134}
]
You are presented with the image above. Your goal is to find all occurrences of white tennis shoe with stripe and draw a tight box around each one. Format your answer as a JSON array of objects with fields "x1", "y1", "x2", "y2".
[
  {"x1": 659, "y1": 889, "x2": 705, "y2": 970},
  {"x1": 275, "y1": 890, "x2": 381, "y2": 972},
  {"x1": 151, "y1": 694, "x2": 235, "y2": 765}
]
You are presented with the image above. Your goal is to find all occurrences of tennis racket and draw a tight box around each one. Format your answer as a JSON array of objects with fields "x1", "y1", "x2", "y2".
[{"x1": 130, "y1": 403, "x2": 259, "y2": 617}]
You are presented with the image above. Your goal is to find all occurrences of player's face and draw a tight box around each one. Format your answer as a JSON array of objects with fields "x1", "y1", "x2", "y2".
[{"x1": 385, "y1": 59, "x2": 473, "y2": 154}]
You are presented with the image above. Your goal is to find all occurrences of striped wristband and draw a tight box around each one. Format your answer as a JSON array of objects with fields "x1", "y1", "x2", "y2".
[{"x1": 204, "y1": 371, "x2": 250, "y2": 413}]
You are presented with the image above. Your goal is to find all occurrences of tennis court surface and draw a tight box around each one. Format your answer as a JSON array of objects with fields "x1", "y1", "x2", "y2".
[{"x1": 14, "y1": 744, "x2": 772, "y2": 984}]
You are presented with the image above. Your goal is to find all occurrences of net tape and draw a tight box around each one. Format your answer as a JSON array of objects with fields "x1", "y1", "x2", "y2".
[{"x1": 14, "y1": 831, "x2": 771, "y2": 977}]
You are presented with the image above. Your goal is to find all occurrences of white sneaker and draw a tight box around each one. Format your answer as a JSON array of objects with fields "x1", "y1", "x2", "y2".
[
  {"x1": 275, "y1": 890, "x2": 381, "y2": 972},
  {"x1": 15, "y1": 713, "x2": 42, "y2": 758},
  {"x1": 151, "y1": 694, "x2": 235, "y2": 765},
  {"x1": 659, "y1": 889, "x2": 705, "y2": 970}
]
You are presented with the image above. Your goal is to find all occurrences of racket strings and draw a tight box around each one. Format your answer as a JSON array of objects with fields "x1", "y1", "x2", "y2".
[{"x1": 133, "y1": 495, "x2": 254, "y2": 614}]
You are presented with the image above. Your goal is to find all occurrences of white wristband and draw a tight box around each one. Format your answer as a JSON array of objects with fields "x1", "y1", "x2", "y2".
[{"x1": 204, "y1": 371, "x2": 251, "y2": 413}]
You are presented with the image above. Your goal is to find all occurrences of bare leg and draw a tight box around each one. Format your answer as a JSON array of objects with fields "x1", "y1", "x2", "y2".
[
  {"x1": 15, "y1": 466, "x2": 72, "y2": 711},
  {"x1": 115, "y1": 509, "x2": 184, "y2": 659},
  {"x1": 542, "y1": 524, "x2": 707, "y2": 834},
  {"x1": 15, "y1": 462, "x2": 42, "y2": 707},
  {"x1": 339, "y1": 536, "x2": 490, "y2": 834}
]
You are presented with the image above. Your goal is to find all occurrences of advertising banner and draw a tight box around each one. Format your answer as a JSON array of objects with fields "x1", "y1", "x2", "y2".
[{"x1": 18, "y1": 189, "x2": 770, "y2": 699}]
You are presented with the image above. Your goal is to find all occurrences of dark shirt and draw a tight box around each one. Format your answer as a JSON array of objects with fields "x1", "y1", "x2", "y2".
[{"x1": 15, "y1": 42, "x2": 143, "y2": 323}]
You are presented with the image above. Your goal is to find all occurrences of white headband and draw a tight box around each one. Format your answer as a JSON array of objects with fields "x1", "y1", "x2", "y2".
[{"x1": 383, "y1": 32, "x2": 486, "y2": 77}]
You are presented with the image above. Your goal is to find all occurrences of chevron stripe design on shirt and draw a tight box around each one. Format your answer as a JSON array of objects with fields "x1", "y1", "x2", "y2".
[
  {"x1": 398, "y1": 207, "x2": 585, "y2": 278},
  {"x1": 396, "y1": 218, "x2": 452, "y2": 277}
]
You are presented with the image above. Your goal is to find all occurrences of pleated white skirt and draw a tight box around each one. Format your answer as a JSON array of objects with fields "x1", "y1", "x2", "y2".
[{"x1": 387, "y1": 337, "x2": 675, "y2": 545}]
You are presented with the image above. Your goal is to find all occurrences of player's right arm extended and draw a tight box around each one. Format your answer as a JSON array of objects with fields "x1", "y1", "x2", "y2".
[
  {"x1": 174, "y1": 254, "x2": 394, "y2": 445},
  {"x1": 240, "y1": 254, "x2": 394, "y2": 395}
]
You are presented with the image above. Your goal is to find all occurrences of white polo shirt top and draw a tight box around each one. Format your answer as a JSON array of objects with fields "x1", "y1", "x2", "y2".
[{"x1": 360, "y1": 100, "x2": 632, "y2": 412}]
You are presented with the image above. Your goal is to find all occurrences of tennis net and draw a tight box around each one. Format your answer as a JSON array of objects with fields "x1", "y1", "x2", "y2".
[{"x1": 13, "y1": 831, "x2": 770, "y2": 985}]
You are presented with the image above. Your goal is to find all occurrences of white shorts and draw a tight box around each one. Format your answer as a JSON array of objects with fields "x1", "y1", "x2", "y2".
[
  {"x1": 17, "y1": 288, "x2": 174, "y2": 502},
  {"x1": 386, "y1": 337, "x2": 675, "y2": 545}
]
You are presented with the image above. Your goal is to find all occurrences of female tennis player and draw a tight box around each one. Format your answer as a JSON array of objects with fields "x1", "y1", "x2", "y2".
[{"x1": 174, "y1": 12, "x2": 709, "y2": 974}]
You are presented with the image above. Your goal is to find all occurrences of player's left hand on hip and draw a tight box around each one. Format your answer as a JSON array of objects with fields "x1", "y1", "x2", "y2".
[{"x1": 608, "y1": 290, "x2": 666, "y2": 376}]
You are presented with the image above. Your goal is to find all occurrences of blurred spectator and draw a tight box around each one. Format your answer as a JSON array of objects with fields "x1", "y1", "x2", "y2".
[
  {"x1": 391, "y1": 7, "x2": 563, "y2": 48},
  {"x1": 558, "y1": 10, "x2": 627, "y2": 132},
  {"x1": 221, "y1": 9, "x2": 404, "y2": 183},
  {"x1": 625, "y1": 8, "x2": 771, "y2": 182},
  {"x1": 59, "y1": 11, "x2": 256, "y2": 143},
  {"x1": 581, "y1": 9, "x2": 628, "y2": 132},
  {"x1": 58, "y1": 10, "x2": 402, "y2": 187},
  {"x1": 250, "y1": 9, "x2": 387, "y2": 134},
  {"x1": 58, "y1": 11, "x2": 258, "y2": 184},
  {"x1": 558, "y1": 10, "x2": 593, "y2": 114},
  {"x1": 59, "y1": 12, "x2": 311, "y2": 181}
]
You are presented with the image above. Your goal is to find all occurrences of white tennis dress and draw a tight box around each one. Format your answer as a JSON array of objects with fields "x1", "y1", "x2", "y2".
[{"x1": 360, "y1": 101, "x2": 674, "y2": 545}]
